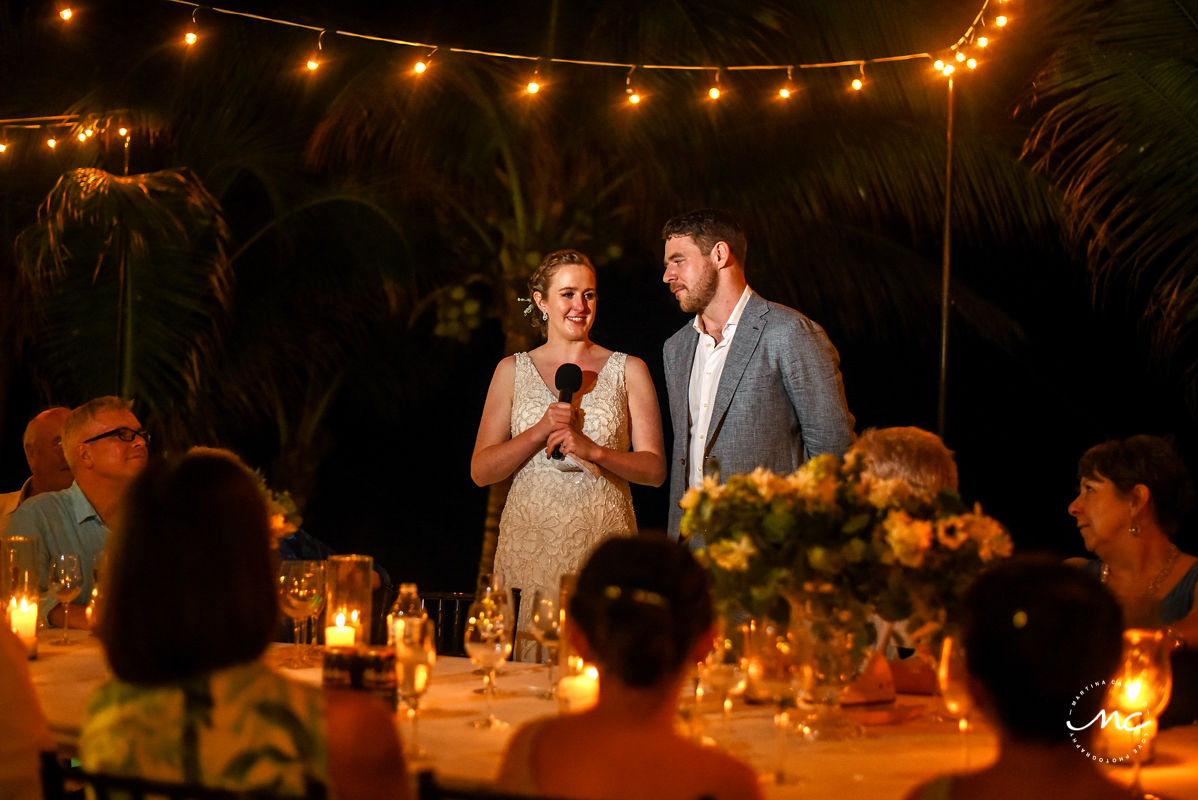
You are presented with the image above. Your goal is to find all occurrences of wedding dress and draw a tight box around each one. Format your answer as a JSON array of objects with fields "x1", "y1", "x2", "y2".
[{"x1": 494, "y1": 351, "x2": 637, "y2": 661}]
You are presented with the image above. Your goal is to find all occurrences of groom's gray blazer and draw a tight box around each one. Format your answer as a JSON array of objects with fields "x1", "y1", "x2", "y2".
[{"x1": 664, "y1": 292, "x2": 855, "y2": 540}]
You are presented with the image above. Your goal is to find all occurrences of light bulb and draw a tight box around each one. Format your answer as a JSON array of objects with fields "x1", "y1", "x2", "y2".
[
  {"x1": 996, "y1": 15, "x2": 1008, "y2": 26},
  {"x1": 934, "y1": 59, "x2": 945, "y2": 71},
  {"x1": 84, "y1": 128, "x2": 93, "y2": 137},
  {"x1": 851, "y1": 78, "x2": 863, "y2": 90},
  {"x1": 779, "y1": 86, "x2": 793, "y2": 99},
  {"x1": 118, "y1": 127, "x2": 129, "y2": 137},
  {"x1": 48, "y1": 138, "x2": 58, "y2": 148},
  {"x1": 185, "y1": 31, "x2": 197, "y2": 46},
  {"x1": 77, "y1": 132, "x2": 87, "y2": 142},
  {"x1": 628, "y1": 92, "x2": 641, "y2": 104},
  {"x1": 977, "y1": 37, "x2": 989, "y2": 47},
  {"x1": 708, "y1": 86, "x2": 720, "y2": 100},
  {"x1": 58, "y1": 8, "x2": 72, "y2": 22},
  {"x1": 414, "y1": 60, "x2": 427, "y2": 74},
  {"x1": 942, "y1": 64, "x2": 955, "y2": 76},
  {"x1": 967, "y1": 58, "x2": 977, "y2": 69},
  {"x1": 956, "y1": 51, "x2": 966, "y2": 62},
  {"x1": 0, "y1": 143, "x2": 8, "y2": 153},
  {"x1": 306, "y1": 58, "x2": 320, "y2": 71},
  {"x1": 526, "y1": 81, "x2": 540, "y2": 94}
]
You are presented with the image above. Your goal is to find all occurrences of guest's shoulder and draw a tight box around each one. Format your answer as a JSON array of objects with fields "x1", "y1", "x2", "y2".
[
  {"x1": 7, "y1": 485, "x2": 75, "y2": 525},
  {"x1": 675, "y1": 737, "x2": 763, "y2": 799}
]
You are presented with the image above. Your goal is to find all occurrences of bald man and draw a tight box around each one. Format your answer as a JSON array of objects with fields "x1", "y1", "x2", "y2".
[{"x1": 0, "y1": 407, "x2": 73, "y2": 538}]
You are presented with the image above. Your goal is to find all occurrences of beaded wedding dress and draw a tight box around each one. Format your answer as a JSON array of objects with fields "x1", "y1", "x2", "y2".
[{"x1": 494, "y1": 351, "x2": 637, "y2": 661}]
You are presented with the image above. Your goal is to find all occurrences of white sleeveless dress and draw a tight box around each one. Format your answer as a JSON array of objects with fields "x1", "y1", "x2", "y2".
[{"x1": 494, "y1": 352, "x2": 637, "y2": 660}]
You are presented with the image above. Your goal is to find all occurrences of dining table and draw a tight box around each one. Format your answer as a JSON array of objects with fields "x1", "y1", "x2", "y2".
[{"x1": 27, "y1": 629, "x2": 1198, "y2": 799}]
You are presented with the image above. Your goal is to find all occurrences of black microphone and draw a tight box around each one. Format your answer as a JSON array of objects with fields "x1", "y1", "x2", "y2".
[{"x1": 550, "y1": 363, "x2": 583, "y2": 460}]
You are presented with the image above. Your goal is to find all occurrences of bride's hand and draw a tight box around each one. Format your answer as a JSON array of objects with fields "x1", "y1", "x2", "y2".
[
  {"x1": 535, "y1": 401, "x2": 575, "y2": 442},
  {"x1": 545, "y1": 426, "x2": 599, "y2": 462}
]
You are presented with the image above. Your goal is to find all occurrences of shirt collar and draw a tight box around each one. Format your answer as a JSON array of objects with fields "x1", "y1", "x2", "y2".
[
  {"x1": 67, "y1": 481, "x2": 102, "y2": 526},
  {"x1": 692, "y1": 286, "x2": 754, "y2": 338}
]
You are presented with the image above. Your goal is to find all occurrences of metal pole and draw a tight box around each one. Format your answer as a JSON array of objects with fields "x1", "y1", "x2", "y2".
[{"x1": 937, "y1": 77, "x2": 954, "y2": 440}]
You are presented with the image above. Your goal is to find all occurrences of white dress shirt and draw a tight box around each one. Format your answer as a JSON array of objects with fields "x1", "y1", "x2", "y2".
[{"x1": 687, "y1": 287, "x2": 753, "y2": 488}]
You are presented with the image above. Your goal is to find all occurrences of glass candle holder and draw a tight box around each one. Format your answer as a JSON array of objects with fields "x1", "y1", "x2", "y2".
[
  {"x1": 7, "y1": 595, "x2": 39, "y2": 658},
  {"x1": 326, "y1": 554, "x2": 373, "y2": 645},
  {"x1": 3, "y1": 536, "x2": 37, "y2": 604}
]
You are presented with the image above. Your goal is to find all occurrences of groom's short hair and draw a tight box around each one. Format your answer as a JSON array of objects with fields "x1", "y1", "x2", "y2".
[{"x1": 662, "y1": 209, "x2": 747, "y2": 265}]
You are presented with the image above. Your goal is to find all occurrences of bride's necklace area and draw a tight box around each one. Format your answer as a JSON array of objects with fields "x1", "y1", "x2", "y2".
[{"x1": 1100, "y1": 543, "x2": 1181, "y2": 598}]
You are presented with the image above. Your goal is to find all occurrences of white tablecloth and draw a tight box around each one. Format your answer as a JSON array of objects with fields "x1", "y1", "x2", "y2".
[{"x1": 28, "y1": 631, "x2": 1198, "y2": 799}]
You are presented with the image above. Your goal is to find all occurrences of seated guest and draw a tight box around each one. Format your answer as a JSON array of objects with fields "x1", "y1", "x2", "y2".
[
  {"x1": 849, "y1": 425, "x2": 959, "y2": 501},
  {"x1": 850, "y1": 426, "x2": 958, "y2": 689},
  {"x1": 81, "y1": 449, "x2": 408, "y2": 800},
  {"x1": 905, "y1": 557, "x2": 1127, "y2": 800},
  {"x1": 7, "y1": 397, "x2": 148, "y2": 628},
  {"x1": 496, "y1": 537, "x2": 762, "y2": 800},
  {"x1": 0, "y1": 407, "x2": 73, "y2": 538},
  {"x1": 0, "y1": 626, "x2": 56, "y2": 800},
  {"x1": 1067, "y1": 434, "x2": 1198, "y2": 725},
  {"x1": 1067, "y1": 434, "x2": 1197, "y2": 641}
]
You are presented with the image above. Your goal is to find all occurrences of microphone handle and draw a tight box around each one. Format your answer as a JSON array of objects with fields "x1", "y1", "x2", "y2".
[{"x1": 550, "y1": 390, "x2": 574, "y2": 460}]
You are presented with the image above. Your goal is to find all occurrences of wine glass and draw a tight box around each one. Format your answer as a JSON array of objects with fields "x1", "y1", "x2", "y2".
[
  {"x1": 744, "y1": 617, "x2": 809, "y2": 784},
  {"x1": 48, "y1": 553, "x2": 83, "y2": 645},
  {"x1": 937, "y1": 635, "x2": 974, "y2": 767},
  {"x1": 464, "y1": 597, "x2": 512, "y2": 729},
  {"x1": 530, "y1": 589, "x2": 562, "y2": 699},
  {"x1": 698, "y1": 619, "x2": 747, "y2": 742},
  {"x1": 279, "y1": 560, "x2": 326, "y2": 668},
  {"x1": 394, "y1": 615, "x2": 437, "y2": 759}
]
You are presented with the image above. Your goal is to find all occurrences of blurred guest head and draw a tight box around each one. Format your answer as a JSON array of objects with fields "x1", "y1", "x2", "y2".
[
  {"x1": 1073, "y1": 434, "x2": 1194, "y2": 539},
  {"x1": 570, "y1": 537, "x2": 712, "y2": 688},
  {"x1": 98, "y1": 448, "x2": 276, "y2": 684},
  {"x1": 963, "y1": 556, "x2": 1123, "y2": 744},
  {"x1": 22, "y1": 406, "x2": 72, "y2": 494},
  {"x1": 850, "y1": 426, "x2": 958, "y2": 499},
  {"x1": 61, "y1": 396, "x2": 149, "y2": 487}
]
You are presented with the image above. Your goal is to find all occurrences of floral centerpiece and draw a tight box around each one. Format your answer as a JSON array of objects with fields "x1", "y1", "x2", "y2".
[{"x1": 679, "y1": 452, "x2": 1012, "y2": 669}]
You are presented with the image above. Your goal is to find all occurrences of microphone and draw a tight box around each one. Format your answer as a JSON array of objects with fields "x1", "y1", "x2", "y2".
[{"x1": 550, "y1": 363, "x2": 583, "y2": 460}]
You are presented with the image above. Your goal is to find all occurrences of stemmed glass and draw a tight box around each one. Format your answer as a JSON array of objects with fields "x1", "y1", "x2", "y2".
[
  {"x1": 48, "y1": 553, "x2": 83, "y2": 645},
  {"x1": 394, "y1": 615, "x2": 437, "y2": 760},
  {"x1": 937, "y1": 635, "x2": 974, "y2": 767},
  {"x1": 464, "y1": 595, "x2": 512, "y2": 729},
  {"x1": 279, "y1": 560, "x2": 326, "y2": 669},
  {"x1": 744, "y1": 617, "x2": 809, "y2": 784},
  {"x1": 698, "y1": 619, "x2": 747, "y2": 743},
  {"x1": 530, "y1": 589, "x2": 562, "y2": 699}
]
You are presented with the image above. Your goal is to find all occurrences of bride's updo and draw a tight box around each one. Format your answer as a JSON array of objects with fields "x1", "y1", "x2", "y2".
[{"x1": 569, "y1": 537, "x2": 712, "y2": 687}]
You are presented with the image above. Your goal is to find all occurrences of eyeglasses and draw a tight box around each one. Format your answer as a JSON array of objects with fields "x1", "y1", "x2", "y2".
[{"x1": 82, "y1": 427, "x2": 151, "y2": 445}]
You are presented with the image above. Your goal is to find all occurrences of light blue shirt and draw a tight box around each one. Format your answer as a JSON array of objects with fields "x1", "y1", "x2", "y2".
[{"x1": 6, "y1": 482, "x2": 108, "y2": 625}]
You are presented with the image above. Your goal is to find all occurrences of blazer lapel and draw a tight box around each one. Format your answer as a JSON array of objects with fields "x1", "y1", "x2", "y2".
[
  {"x1": 667, "y1": 329, "x2": 699, "y2": 436},
  {"x1": 705, "y1": 295, "x2": 768, "y2": 453}
]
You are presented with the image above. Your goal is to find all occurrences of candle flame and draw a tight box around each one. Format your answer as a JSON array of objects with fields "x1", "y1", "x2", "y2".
[{"x1": 335, "y1": 612, "x2": 346, "y2": 627}]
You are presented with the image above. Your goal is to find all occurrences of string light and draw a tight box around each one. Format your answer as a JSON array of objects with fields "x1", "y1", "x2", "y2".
[
  {"x1": 708, "y1": 69, "x2": 721, "y2": 100},
  {"x1": 306, "y1": 30, "x2": 327, "y2": 72},
  {"x1": 57, "y1": 7, "x2": 72, "y2": 22},
  {"x1": 778, "y1": 66, "x2": 795, "y2": 99},
  {"x1": 184, "y1": 6, "x2": 200, "y2": 46},
  {"x1": 851, "y1": 63, "x2": 865, "y2": 91},
  {"x1": 625, "y1": 66, "x2": 641, "y2": 105},
  {"x1": 47, "y1": 138, "x2": 57, "y2": 148},
  {"x1": 977, "y1": 36, "x2": 989, "y2": 47},
  {"x1": 414, "y1": 47, "x2": 436, "y2": 75},
  {"x1": 967, "y1": 58, "x2": 977, "y2": 69},
  {"x1": 118, "y1": 126, "x2": 129, "y2": 137},
  {"x1": 0, "y1": 143, "x2": 8, "y2": 154},
  {"x1": 995, "y1": 15, "x2": 1008, "y2": 27},
  {"x1": 526, "y1": 63, "x2": 542, "y2": 94},
  {"x1": 77, "y1": 132, "x2": 87, "y2": 142}
]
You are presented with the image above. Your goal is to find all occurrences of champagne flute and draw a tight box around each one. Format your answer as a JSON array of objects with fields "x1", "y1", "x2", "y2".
[
  {"x1": 464, "y1": 597, "x2": 512, "y2": 729},
  {"x1": 937, "y1": 635, "x2": 973, "y2": 767},
  {"x1": 394, "y1": 615, "x2": 437, "y2": 759},
  {"x1": 48, "y1": 553, "x2": 83, "y2": 645},
  {"x1": 530, "y1": 589, "x2": 562, "y2": 699},
  {"x1": 279, "y1": 560, "x2": 325, "y2": 668},
  {"x1": 698, "y1": 620, "x2": 747, "y2": 742}
]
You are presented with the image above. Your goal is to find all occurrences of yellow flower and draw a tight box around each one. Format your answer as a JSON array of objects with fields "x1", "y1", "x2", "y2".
[
  {"x1": 679, "y1": 486, "x2": 703, "y2": 511},
  {"x1": 708, "y1": 535, "x2": 757, "y2": 572},
  {"x1": 935, "y1": 517, "x2": 970, "y2": 550},
  {"x1": 882, "y1": 509, "x2": 933, "y2": 568},
  {"x1": 787, "y1": 456, "x2": 838, "y2": 508},
  {"x1": 862, "y1": 476, "x2": 915, "y2": 508}
]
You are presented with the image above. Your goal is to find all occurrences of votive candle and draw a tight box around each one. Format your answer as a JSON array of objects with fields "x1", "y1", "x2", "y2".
[
  {"x1": 325, "y1": 612, "x2": 356, "y2": 647},
  {"x1": 8, "y1": 596, "x2": 38, "y2": 658}
]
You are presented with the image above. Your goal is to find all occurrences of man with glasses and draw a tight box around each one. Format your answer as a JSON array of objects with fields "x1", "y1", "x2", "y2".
[{"x1": 8, "y1": 396, "x2": 150, "y2": 628}]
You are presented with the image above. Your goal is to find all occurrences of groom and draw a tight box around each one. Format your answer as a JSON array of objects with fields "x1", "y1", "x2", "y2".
[{"x1": 661, "y1": 209, "x2": 856, "y2": 543}]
